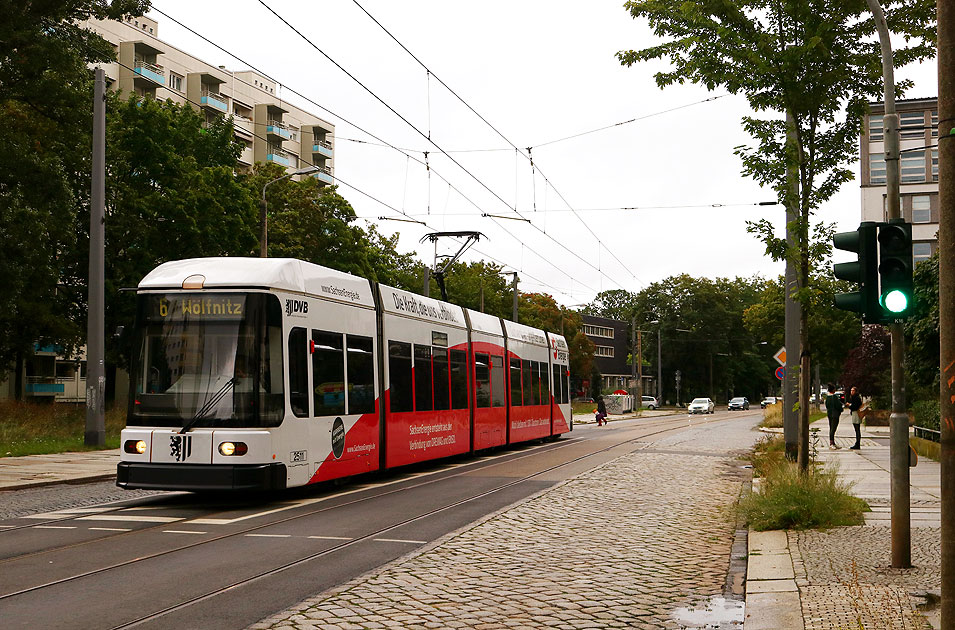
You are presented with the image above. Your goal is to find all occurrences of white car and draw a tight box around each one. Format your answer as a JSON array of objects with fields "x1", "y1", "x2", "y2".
[
  {"x1": 641, "y1": 395, "x2": 658, "y2": 410},
  {"x1": 688, "y1": 397, "x2": 715, "y2": 414}
]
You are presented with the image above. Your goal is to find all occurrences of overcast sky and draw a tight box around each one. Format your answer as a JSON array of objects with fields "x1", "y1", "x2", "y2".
[{"x1": 146, "y1": 0, "x2": 938, "y2": 305}]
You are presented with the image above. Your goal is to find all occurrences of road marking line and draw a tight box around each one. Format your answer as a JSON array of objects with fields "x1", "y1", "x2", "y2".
[
  {"x1": 307, "y1": 535, "x2": 353, "y2": 541},
  {"x1": 373, "y1": 538, "x2": 427, "y2": 544},
  {"x1": 89, "y1": 527, "x2": 132, "y2": 532},
  {"x1": 0, "y1": 525, "x2": 16, "y2": 529},
  {"x1": 78, "y1": 515, "x2": 183, "y2": 523},
  {"x1": 34, "y1": 525, "x2": 77, "y2": 530},
  {"x1": 246, "y1": 533, "x2": 291, "y2": 538},
  {"x1": 163, "y1": 530, "x2": 207, "y2": 535}
]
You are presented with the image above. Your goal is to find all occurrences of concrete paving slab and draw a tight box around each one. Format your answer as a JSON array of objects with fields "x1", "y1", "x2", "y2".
[
  {"x1": 748, "y1": 529, "x2": 788, "y2": 554},
  {"x1": 744, "y1": 591, "x2": 804, "y2": 630},
  {"x1": 747, "y1": 552, "x2": 795, "y2": 581}
]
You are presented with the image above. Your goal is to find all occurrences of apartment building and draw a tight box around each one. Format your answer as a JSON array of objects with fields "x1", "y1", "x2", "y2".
[
  {"x1": 83, "y1": 15, "x2": 335, "y2": 183},
  {"x1": 861, "y1": 98, "x2": 939, "y2": 265},
  {"x1": 580, "y1": 315, "x2": 632, "y2": 393}
]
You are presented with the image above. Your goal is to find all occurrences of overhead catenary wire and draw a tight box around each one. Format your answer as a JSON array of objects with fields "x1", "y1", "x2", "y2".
[
  {"x1": 345, "y1": 0, "x2": 647, "y2": 287},
  {"x1": 148, "y1": 7, "x2": 614, "y2": 295},
  {"x1": 254, "y1": 0, "x2": 632, "y2": 292}
]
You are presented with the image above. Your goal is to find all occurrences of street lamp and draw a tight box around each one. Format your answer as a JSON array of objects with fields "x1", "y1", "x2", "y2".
[{"x1": 259, "y1": 165, "x2": 322, "y2": 257}]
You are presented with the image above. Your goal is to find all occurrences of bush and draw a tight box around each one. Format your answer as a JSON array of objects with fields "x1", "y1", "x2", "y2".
[
  {"x1": 738, "y1": 454, "x2": 868, "y2": 531},
  {"x1": 912, "y1": 399, "x2": 940, "y2": 432}
]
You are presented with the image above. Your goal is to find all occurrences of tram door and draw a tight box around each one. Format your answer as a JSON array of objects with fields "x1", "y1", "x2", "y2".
[{"x1": 276, "y1": 293, "x2": 380, "y2": 486}]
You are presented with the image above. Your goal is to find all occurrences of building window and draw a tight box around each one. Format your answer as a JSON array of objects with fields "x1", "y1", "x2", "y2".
[
  {"x1": 932, "y1": 110, "x2": 939, "y2": 137},
  {"x1": 583, "y1": 324, "x2": 614, "y2": 338},
  {"x1": 932, "y1": 148, "x2": 939, "y2": 181},
  {"x1": 868, "y1": 116, "x2": 883, "y2": 141},
  {"x1": 869, "y1": 153, "x2": 886, "y2": 184},
  {"x1": 901, "y1": 150, "x2": 926, "y2": 183},
  {"x1": 911, "y1": 196, "x2": 931, "y2": 224},
  {"x1": 913, "y1": 242, "x2": 932, "y2": 266},
  {"x1": 900, "y1": 111, "x2": 926, "y2": 139},
  {"x1": 168, "y1": 73, "x2": 183, "y2": 92},
  {"x1": 594, "y1": 346, "x2": 614, "y2": 358}
]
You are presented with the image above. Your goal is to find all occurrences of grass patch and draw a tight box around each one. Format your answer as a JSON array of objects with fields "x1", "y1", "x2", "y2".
[
  {"x1": 911, "y1": 436, "x2": 940, "y2": 462},
  {"x1": 0, "y1": 400, "x2": 126, "y2": 457},
  {"x1": 738, "y1": 441, "x2": 868, "y2": 530},
  {"x1": 760, "y1": 404, "x2": 783, "y2": 428},
  {"x1": 571, "y1": 400, "x2": 597, "y2": 415}
]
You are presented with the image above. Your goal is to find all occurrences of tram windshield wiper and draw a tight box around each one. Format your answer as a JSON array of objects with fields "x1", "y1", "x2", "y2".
[{"x1": 180, "y1": 377, "x2": 235, "y2": 434}]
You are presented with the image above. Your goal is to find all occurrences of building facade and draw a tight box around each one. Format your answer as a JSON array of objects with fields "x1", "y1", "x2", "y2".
[
  {"x1": 580, "y1": 315, "x2": 631, "y2": 393},
  {"x1": 861, "y1": 98, "x2": 939, "y2": 265},
  {"x1": 83, "y1": 15, "x2": 335, "y2": 182}
]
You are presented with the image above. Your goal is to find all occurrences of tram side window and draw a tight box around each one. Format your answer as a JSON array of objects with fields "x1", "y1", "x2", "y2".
[
  {"x1": 312, "y1": 330, "x2": 345, "y2": 416},
  {"x1": 389, "y1": 341, "x2": 413, "y2": 413},
  {"x1": 522, "y1": 359, "x2": 534, "y2": 406},
  {"x1": 475, "y1": 352, "x2": 491, "y2": 408},
  {"x1": 490, "y1": 355, "x2": 506, "y2": 407},
  {"x1": 510, "y1": 358, "x2": 522, "y2": 406},
  {"x1": 531, "y1": 361, "x2": 542, "y2": 405},
  {"x1": 450, "y1": 349, "x2": 469, "y2": 410},
  {"x1": 565, "y1": 372, "x2": 571, "y2": 404},
  {"x1": 347, "y1": 335, "x2": 375, "y2": 415},
  {"x1": 556, "y1": 368, "x2": 566, "y2": 404},
  {"x1": 433, "y1": 347, "x2": 450, "y2": 411},
  {"x1": 414, "y1": 344, "x2": 433, "y2": 412},
  {"x1": 540, "y1": 362, "x2": 550, "y2": 404},
  {"x1": 288, "y1": 327, "x2": 309, "y2": 417}
]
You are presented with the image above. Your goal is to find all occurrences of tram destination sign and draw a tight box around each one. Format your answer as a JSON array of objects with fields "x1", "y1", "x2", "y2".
[{"x1": 147, "y1": 294, "x2": 247, "y2": 321}]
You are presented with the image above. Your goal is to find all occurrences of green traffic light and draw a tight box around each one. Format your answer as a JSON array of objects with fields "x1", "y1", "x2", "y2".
[{"x1": 882, "y1": 289, "x2": 909, "y2": 313}]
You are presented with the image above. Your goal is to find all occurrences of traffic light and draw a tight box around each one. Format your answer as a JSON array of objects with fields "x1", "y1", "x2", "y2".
[
  {"x1": 876, "y1": 219, "x2": 913, "y2": 321},
  {"x1": 833, "y1": 221, "x2": 878, "y2": 320}
]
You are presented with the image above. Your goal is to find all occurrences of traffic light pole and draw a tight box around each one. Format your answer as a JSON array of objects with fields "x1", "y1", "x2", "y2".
[
  {"x1": 937, "y1": 0, "x2": 955, "y2": 623},
  {"x1": 867, "y1": 0, "x2": 910, "y2": 569}
]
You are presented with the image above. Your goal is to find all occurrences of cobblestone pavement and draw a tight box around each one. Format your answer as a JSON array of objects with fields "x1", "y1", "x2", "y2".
[
  {"x1": 792, "y1": 526, "x2": 939, "y2": 630},
  {"x1": 250, "y1": 416, "x2": 760, "y2": 629},
  {"x1": 0, "y1": 479, "x2": 161, "y2": 521}
]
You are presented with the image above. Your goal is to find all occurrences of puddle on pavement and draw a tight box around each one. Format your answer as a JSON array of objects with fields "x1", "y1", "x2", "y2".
[{"x1": 671, "y1": 596, "x2": 744, "y2": 629}]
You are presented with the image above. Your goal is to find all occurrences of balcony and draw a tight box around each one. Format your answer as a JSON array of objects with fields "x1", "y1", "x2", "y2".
[
  {"x1": 200, "y1": 89, "x2": 228, "y2": 113},
  {"x1": 266, "y1": 149, "x2": 292, "y2": 167},
  {"x1": 266, "y1": 120, "x2": 293, "y2": 141},
  {"x1": 133, "y1": 60, "x2": 165, "y2": 85},
  {"x1": 312, "y1": 139, "x2": 333, "y2": 159},
  {"x1": 238, "y1": 145, "x2": 253, "y2": 165},
  {"x1": 311, "y1": 165, "x2": 334, "y2": 185},
  {"x1": 25, "y1": 377, "x2": 63, "y2": 396},
  {"x1": 232, "y1": 115, "x2": 254, "y2": 138}
]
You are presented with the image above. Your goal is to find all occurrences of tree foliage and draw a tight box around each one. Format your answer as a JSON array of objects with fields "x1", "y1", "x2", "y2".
[
  {"x1": 840, "y1": 325, "x2": 891, "y2": 407},
  {"x1": 905, "y1": 253, "x2": 939, "y2": 398}
]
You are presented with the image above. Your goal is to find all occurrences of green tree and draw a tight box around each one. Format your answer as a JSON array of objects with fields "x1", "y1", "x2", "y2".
[
  {"x1": 618, "y1": 0, "x2": 934, "y2": 467},
  {"x1": 0, "y1": 1, "x2": 148, "y2": 396},
  {"x1": 905, "y1": 253, "x2": 939, "y2": 399}
]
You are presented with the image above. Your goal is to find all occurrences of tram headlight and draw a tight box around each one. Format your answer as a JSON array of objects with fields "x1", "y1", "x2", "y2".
[
  {"x1": 218, "y1": 441, "x2": 248, "y2": 456},
  {"x1": 124, "y1": 440, "x2": 147, "y2": 455}
]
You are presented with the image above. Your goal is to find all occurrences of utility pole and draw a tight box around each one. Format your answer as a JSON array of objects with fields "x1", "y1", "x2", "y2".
[
  {"x1": 637, "y1": 330, "x2": 643, "y2": 409},
  {"x1": 867, "y1": 0, "x2": 911, "y2": 569},
  {"x1": 784, "y1": 108, "x2": 801, "y2": 463},
  {"x1": 423, "y1": 267, "x2": 430, "y2": 298},
  {"x1": 657, "y1": 329, "x2": 662, "y2": 403},
  {"x1": 631, "y1": 317, "x2": 637, "y2": 404},
  {"x1": 937, "y1": 0, "x2": 955, "y2": 621},
  {"x1": 85, "y1": 67, "x2": 106, "y2": 447}
]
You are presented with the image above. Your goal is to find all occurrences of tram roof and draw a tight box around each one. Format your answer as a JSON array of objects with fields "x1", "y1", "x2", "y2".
[{"x1": 138, "y1": 258, "x2": 376, "y2": 308}]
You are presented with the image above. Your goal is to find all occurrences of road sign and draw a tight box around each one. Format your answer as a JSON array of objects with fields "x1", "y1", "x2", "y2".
[
  {"x1": 775, "y1": 366, "x2": 785, "y2": 380},
  {"x1": 773, "y1": 347, "x2": 786, "y2": 366}
]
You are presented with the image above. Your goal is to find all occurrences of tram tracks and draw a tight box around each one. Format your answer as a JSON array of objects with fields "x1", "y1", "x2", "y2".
[{"x1": 1, "y1": 413, "x2": 735, "y2": 628}]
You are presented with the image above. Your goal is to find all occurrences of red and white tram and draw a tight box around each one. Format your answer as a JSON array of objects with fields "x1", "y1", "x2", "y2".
[{"x1": 117, "y1": 258, "x2": 572, "y2": 491}]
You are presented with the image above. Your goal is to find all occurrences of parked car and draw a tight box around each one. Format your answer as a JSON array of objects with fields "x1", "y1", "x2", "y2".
[
  {"x1": 728, "y1": 397, "x2": 750, "y2": 411},
  {"x1": 759, "y1": 397, "x2": 777, "y2": 409},
  {"x1": 688, "y1": 397, "x2": 715, "y2": 414},
  {"x1": 641, "y1": 395, "x2": 658, "y2": 410}
]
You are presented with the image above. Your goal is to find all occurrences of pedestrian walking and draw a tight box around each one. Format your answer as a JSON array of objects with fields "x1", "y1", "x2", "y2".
[
  {"x1": 847, "y1": 386, "x2": 864, "y2": 449},
  {"x1": 825, "y1": 383, "x2": 843, "y2": 449},
  {"x1": 595, "y1": 396, "x2": 607, "y2": 426}
]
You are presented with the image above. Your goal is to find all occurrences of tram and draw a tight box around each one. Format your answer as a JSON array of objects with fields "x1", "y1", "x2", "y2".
[{"x1": 117, "y1": 257, "x2": 572, "y2": 491}]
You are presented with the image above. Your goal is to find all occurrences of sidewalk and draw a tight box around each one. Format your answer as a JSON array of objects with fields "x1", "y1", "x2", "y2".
[
  {"x1": 745, "y1": 417, "x2": 941, "y2": 630},
  {"x1": 0, "y1": 449, "x2": 120, "y2": 490}
]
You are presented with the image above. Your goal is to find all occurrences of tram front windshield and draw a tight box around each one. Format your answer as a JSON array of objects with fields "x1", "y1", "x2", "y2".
[{"x1": 128, "y1": 293, "x2": 285, "y2": 429}]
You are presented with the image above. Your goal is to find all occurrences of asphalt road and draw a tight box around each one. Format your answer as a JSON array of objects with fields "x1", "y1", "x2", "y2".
[{"x1": 0, "y1": 408, "x2": 761, "y2": 629}]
